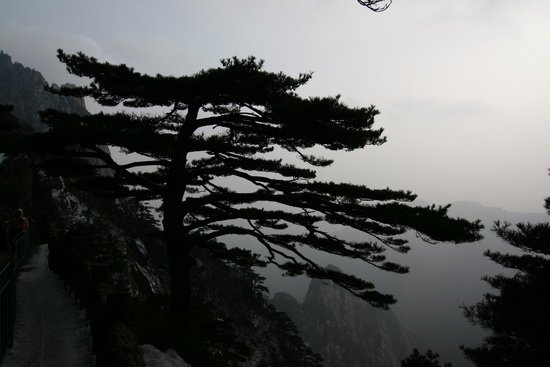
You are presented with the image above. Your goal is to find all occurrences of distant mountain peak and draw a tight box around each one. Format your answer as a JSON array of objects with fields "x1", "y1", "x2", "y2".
[
  {"x1": 0, "y1": 50, "x2": 88, "y2": 132},
  {"x1": 449, "y1": 200, "x2": 548, "y2": 225}
]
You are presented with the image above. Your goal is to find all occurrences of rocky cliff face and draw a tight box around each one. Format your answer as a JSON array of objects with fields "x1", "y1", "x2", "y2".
[
  {"x1": 272, "y1": 266, "x2": 414, "y2": 367},
  {"x1": 0, "y1": 50, "x2": 87, "y2": 132}
]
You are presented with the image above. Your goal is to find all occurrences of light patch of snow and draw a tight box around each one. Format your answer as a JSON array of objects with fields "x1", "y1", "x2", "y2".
[
  {"x1": 134, "y1": 239, "x2": 148, "y2": 258},
  {"x1": 52, "y1": 178, "x2": 99, "y2": 226},
  {"x1": 139, "y1": 344, "x2": 189, "y2": 367},
  {"x1": 133, "y1": 262, "x2": 163, "y2": 295}
]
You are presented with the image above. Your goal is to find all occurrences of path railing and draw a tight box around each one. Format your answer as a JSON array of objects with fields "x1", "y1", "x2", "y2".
[{"x1": 0, "y1": 231, "x2": 32, "y2": 361}]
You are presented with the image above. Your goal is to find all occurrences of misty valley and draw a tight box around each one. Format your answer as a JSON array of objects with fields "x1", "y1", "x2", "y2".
[{"x1": 243, "y1": 201, "x2": 547, "y2": 366}]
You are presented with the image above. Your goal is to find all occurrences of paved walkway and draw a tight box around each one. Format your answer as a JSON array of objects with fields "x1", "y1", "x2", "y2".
[{"x1": 2, "y1": 244, "x2": 93, "y2": 367}]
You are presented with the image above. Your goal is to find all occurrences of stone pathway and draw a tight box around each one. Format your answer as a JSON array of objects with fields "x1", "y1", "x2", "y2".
[{"x1": 2, "y1": 244, "x2": 92, "y2": 367}]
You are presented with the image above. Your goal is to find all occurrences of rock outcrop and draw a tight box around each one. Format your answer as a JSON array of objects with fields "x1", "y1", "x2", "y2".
[
  {"x1": 139, "y1": 345, "x2": 189, "y2": 367},
  {"x1": 272, "y1": 266, "x2": 414, "y2": 367},
  {"x1": 0, "y1": 50, "x2": 87, "y2": 132}
]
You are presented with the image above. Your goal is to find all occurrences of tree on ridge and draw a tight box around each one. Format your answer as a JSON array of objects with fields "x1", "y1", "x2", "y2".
[
  {"x1": 401, "y1": 349, "x2": 452, "y2": 367},
  {"x1": 0, "y1": 50, "x2": 482, "y2": 356},
  {"x1": 462, "y1": 177, "x2": 550, "y2": 366}
]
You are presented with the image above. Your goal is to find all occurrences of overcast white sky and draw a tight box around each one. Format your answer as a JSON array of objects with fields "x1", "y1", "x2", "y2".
[{"x1": 1, "y1": 0, "x2": 549, "y2": 213}]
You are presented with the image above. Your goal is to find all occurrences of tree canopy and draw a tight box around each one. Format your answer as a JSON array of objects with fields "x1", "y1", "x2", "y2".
[
  {"x1": 462, "y1": 185, "x2": 550, "y2": 366},
  {"x1": 0, "y1": 50, "x2": 482, "y2": 354}
]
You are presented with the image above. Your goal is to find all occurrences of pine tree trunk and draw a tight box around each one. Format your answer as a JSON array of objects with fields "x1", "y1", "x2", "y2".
[
  {"x1": 163, "y1": 180, "x2": 194, "y2": 354},
  {"x1": 164, "y1": 227, "x2": 192, "y2": 355},
  {"x1": 164, "y1": 104, "x2": 198, "y2": 355}
]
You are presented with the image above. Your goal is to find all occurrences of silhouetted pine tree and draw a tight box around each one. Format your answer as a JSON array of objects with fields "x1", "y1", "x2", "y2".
[
  {"x1": 462, "y1": 185, "x2": 550, "y2": 366},
  {"x1": 0, "y1": 50, "x2": 482, "y2": 356}
]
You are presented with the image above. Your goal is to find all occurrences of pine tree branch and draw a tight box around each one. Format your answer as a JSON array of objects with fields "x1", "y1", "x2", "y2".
[
  {"x1": 89, "y1": 160, "x2": 170, "y2": 169},
  {"x1": 120, "y1": 160, "x2": 170, "y2": 169},
  {"x1": 86, "y1": 145, "x2": 165, "y2": 193}
]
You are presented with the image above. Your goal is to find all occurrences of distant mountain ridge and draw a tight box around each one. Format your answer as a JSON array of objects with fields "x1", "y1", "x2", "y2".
[{"x1": 448, "y1": 200, "x2": 548, "y2": 225}]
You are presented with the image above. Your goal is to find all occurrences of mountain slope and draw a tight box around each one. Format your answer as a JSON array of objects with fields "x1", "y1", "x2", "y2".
[{"x1": 272, "y1": 266, "x2": 413, "y2": 367}]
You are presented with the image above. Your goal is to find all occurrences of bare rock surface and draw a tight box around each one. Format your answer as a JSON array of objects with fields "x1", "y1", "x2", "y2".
[{"x1": 139, "y1": 344, "x2": 189, "y2": 367}]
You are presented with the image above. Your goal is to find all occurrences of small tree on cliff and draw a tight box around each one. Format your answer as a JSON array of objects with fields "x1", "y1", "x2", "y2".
[
  {"x1": 401, "y1": 349, "x2": 451, "y2": 367},
  {"x1": 1, "y1": 50, "x2": 482, "y2": 354},
  {"x1": 462, "y1": 182, "x2": 550, "y2": 366}
]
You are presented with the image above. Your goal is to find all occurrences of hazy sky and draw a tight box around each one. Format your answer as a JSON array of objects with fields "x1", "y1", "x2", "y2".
[{"x1": 1, "y1": 0, "x2": 549, "y2": 213}]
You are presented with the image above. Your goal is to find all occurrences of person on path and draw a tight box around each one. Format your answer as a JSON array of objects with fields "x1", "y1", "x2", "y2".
[
  {"x1": 15, "y1": 208, "x2": 29, "y2": 233},
  {"x1": 7, "y1": 208, "x2": 29, "y2": 257}
]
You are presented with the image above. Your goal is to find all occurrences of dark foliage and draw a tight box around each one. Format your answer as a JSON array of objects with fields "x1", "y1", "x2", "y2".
[
  {"x1": 180, "y1": 256, "x2": 324, "y2": 367},
  {"x1": 0, "y1": 104, "x2": 21, "y2": 132},
  {"x1": 462, "y1": 181, "x2": 550, "y2": 366},
  {"x1": 0, "y1": 105, "x2": 18, "y2": 131},
  {"x1": 402, "y1": 349, "x2": 451, "y2": 367}
]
